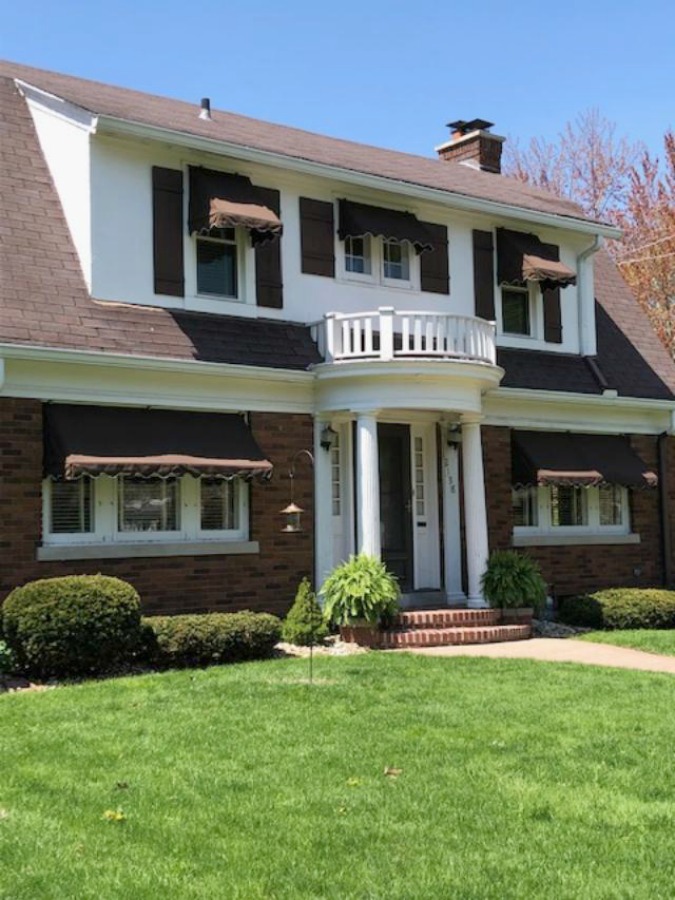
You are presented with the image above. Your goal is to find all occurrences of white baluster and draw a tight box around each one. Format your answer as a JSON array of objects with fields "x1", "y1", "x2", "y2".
[
  {"x1": 324, "y1": 313, "x2": 335, "y2": 363},
  {"x1": 364, "y1": 316, "x2": 374, "y2": 355},
  {"x1": 379, "y1": 307, "x2": 395, "y2": 361},
  {"x1": 402, "y1": 314, "x2": 411, "y2": 354}
]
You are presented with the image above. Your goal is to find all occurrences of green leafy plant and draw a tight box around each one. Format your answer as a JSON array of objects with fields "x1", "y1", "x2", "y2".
[
  {"x1": 480, "y1": 551, "x2": 547, "y2": 611},
  {"x1": 143, "y1": 611, "x2": 282, "y2": 669},
  {"x1": 559, "y1": 588, "x2": 675, "y2": 630},
  {"x1": 281, "y1": 578, "x2": 328, "y2": 646},
  {"x1": 320, "y1": 554, "x2": 400, "y2": 626},
  {"x1": 0, "y1": 640, "x2": 16, "y2": 674},
  {"x1": 1, "y1": 575, "x2": 142, "y2": 679}
]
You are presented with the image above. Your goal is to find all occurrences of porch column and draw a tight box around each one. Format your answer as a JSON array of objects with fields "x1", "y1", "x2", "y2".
[
  {"x1": 356, "y1": 411, "x2": 381, "y2": 557},
  {"x1": 442, "y1": 426, "x2": 466, "y2": 604},
  {"x1": 461, "y1": 414, "x2": 489, "y2": 608},
  {"x1": 313, "y1": 415, "x2": 333, "y2": 589}
]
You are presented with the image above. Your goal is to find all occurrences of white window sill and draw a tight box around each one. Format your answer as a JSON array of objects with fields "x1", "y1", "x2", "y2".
[
  {"x1": 37, "y1": 540, "x2": 260, "y2": 561},
  {"x1": 512, "y1": 533, "x2": 640, "y2": 547}
]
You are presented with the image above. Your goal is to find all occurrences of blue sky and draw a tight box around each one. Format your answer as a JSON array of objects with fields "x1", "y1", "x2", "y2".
[{"x1": 2, "y1": 0, "x2": 673, "y2": 162}]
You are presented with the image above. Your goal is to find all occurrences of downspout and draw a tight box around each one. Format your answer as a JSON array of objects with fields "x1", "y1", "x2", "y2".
[
  {"x1": 658, "y1": 432, "x2": 673, "y2": 587},
  {"x1": 576, "y1": 235, "x2": 603, "y2": 357}
]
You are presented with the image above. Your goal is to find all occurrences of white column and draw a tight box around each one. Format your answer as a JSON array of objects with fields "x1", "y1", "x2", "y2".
[
  {"x1": 313, "y1": 416, "x2": 334, "y2": 589},
  {"x1": 442, "y1": 427, "x2": 466, "y2": 604},
  {"x1": 356, "y1": 411, "x2": 381, "y2": 557},
  {"x1": 461, "y1": 415, "x2": 489, "y2": 608}
]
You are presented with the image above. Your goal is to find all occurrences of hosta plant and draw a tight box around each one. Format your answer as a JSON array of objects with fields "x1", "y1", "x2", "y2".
[
  {"x1": 320, "y1": 554, "x2": 400, "y2": 626},
  {"x1": 480, "y1": 550, "x2": 547, "y2": 611}
]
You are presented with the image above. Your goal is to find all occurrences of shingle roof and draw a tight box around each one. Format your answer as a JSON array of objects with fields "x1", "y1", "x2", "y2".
[
  {"x1": 0, "y1": 75, "x2": 319, "y2": 371},
  {"x1": 0, "y1": 58, "x2": 597, "y2": 226}
]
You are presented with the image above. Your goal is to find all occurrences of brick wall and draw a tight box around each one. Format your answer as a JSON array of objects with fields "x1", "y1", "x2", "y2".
[
  {"x1": 0, "y1": 399, "x2": 314, "y2": 616},
  {"x1": 482, "y1": 424, "x2": 672, "y2": 597}
]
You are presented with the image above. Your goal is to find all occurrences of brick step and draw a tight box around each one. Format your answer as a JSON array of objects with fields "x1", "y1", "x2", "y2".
[
  {"x1": 380, "y1": 624, "x2": 531, "y2": 649},
  {"x1": 395, "y1": 609, "x2": 502, "y2": 629}
]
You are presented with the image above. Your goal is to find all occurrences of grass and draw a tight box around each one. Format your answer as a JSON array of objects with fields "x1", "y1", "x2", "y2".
[
  {"x1": 3, "y1": 654, "x2": 675, "y2": 899},
  {"x1": 580, "y1": 628, "x2": 675, "y2": 656}
]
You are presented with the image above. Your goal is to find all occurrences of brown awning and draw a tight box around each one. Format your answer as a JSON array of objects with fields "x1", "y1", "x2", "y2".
[
  {"x1": 44, "y1": 405, "x2": 273, "y2": 481},
  {"x1": 188, "y1": 167, "x2": 282, "y2": 245},
  {"x1": 512, "y1": 431, "x2": 657, "y2": 488},
  {"x1": 338, "y1": 199, "x2": 434, "y2": 253},
  {"x1": 497, "y1": 228, "x2": 577, "y2": 290}
]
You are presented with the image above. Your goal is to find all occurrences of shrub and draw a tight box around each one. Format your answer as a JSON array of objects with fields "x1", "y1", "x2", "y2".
[
  {"x1": 1, "y1": 575, "x2": 142, "y2": 679},
  {"x1": 282, "y1": 578, "x2": 328, "y2": 646},
  {"x1": 143, "y1": 611, "x2": 282, "y2": 669},
  {"x1": 480, "y1": 551, "x2": 547, "y2": 611},
  {"x1": 0, "y1": 640, "x2": 16, "y2": 674},
  {"x1": 320, "y1": 554, "x2": 400, "y2": 626},
  {"x1": 559, "y1": 588, "x2": 675, "y2": 630}
]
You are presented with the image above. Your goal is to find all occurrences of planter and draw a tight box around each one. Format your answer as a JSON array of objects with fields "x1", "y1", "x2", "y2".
[
  {"x1": 500, "y1": 607, "x2": 534, "y2": 625},
  {"x1": 339, "y1": 622, "x2": 382, "y2": 648}
]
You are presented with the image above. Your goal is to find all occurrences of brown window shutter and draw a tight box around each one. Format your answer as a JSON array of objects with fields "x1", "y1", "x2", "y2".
[
  {"x1": 473, "y1": 230, "x2": 495, "y2": 320},
  {"x1": 543, "y1": 287, "x2": 563, "y2": 343},
  {"x1": 255, "y1": 187, "x2": 283, "y2": 309},
  {"x1": 152, "y1": 167, "x2": 185, "y2": 297},
  {"x1": 299, "y1": 197, "x2": 335, "y2": 277},
  {"x1": 420, "y1": 222, "x2": 449, "y2": 294}
]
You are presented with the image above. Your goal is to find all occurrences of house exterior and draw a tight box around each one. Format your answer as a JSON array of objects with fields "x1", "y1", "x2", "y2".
[{"x1": 1, "y1": 60, "x2": 675, "y2": 618}]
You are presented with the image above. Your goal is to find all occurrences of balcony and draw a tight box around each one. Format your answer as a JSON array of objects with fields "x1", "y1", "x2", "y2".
[{"x1": 311, "y1": 307, "x2": 496, "y2": 366}]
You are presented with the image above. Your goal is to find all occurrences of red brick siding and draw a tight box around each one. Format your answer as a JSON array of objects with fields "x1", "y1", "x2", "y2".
[
  {"x1": 482, "y1": 425, "x2": 671, "y2": 597},
  {"x1": 0, "y1": 399, "x2": 313, "y2": 616}
]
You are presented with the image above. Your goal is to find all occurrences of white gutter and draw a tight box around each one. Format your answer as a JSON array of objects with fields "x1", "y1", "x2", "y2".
[
  {"x1": 0, "y1": 342, "x2": 314, "y2": 382},
  {"x1": 94, "y1": 115, "x2": 622, "y2": 240},
  {"x1": 576, "y1": 235, "x2": 605, "y2": 356},
  {"x1": 492, "y1": 385, "x2": 675, "y2": 412}
]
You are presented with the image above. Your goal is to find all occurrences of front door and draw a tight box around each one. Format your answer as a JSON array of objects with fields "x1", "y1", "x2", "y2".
[{"x1": 378, "y1": 424, "x2": 414, "y2": 590}]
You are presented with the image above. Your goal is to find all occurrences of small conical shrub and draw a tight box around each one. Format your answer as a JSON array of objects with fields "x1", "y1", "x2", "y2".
[{"x1": 282, "y1": 578, "x2": 328, "y2": 646}]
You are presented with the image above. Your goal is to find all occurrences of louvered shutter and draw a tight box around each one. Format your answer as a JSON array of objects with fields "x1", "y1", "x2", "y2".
[
  {"x1": 473, "y1": 230, "x2": 495, "y2": 320},
  {"x1": 152, "y1": 167, "x2": 185, "y2": 297},
  {"x1": 420, "y1": 222, "x2": 449, "y2": 294},
  {"x1": 255, "y1": 187, "x2": 283, "y2": 308},
  {"x1": 299, "y1": 198, "x2": 335, "y2": 277}
]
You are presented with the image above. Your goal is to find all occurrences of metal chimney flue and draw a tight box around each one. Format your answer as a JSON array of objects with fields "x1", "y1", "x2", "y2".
[{"x1": 199, "y1": 97, "x2": 212, "y2": 121}]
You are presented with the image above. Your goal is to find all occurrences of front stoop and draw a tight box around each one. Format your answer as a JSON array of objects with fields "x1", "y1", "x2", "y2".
[{"x1": 343, "y1": 609, "x2": 532, "y2": 649}]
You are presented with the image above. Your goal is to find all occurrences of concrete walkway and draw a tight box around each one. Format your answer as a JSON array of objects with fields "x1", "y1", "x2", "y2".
[{"x1": 405, "y1": 638, "x2": 675, "y2": 674}]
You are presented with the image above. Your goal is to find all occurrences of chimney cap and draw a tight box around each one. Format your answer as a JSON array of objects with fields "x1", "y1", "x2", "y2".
[{"x1": 447, "y1": 118, "x2": 494, "y2": 135}]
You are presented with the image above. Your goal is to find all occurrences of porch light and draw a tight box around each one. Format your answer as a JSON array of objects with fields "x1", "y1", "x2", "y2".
[
  {"x1": 320, "y1": 425, "x2": 338, "y2": 451},
  {"x1": 280, "y1": 448, "x2": 314, "y2": 533}
]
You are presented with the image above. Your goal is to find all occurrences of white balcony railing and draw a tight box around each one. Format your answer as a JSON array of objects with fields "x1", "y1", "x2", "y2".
[{"x1": 311, "y1": 307, "x2": 496, "y2": 366}]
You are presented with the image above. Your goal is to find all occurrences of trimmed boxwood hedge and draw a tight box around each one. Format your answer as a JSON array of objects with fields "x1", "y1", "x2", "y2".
[
  {"x1": 558, "y1": 588, "x2": 675, "y2": 630},
  {"x1": 143, "y1": 611, "x2": 282, "y2": 669},
  {"x1": 1, "y1": 575, "x2": 142, "y2": 678}
]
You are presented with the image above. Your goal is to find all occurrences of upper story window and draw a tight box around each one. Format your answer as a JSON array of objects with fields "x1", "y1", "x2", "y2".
[
  {"x1": 196, "y1": 227, "x2": 239, "y2": 298},
  {"x1": 383, "y1": 239, "x2": 410, "y2": 282},
  {"x1": 501, "y1": 285, "x2": 534, "y2": 337},
  {"x1": 345, "y1": 235, "x2": 372, "y2": 276}
]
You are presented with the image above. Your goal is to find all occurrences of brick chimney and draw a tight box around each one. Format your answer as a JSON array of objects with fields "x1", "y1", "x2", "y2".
[{"x1": 435, "y1": 119, "x2": 505, "y2": 174}]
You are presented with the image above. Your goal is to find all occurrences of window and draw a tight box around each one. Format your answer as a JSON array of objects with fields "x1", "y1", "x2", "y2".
[
  {"x1": 44, "y1": 475, "x2": 248, "y2": 546},
  {"x1": 196, "y1": 227, "x2": 238, "y2": 298},
  {"x1": 501, "y1": 287, "x2": 531, "y2": 336},
  {"x1": 341, "y1": 236, "x2": 416, "y2": 288},
  {"x1": 330, "y1": 433, "x2": 341, "y2": 517},
  {"x1": 345, "y1": 236, "x2": 371, "y2": 275},
  {"x1": 512, "y1": 484, "x2": 630, "y2": 536}
]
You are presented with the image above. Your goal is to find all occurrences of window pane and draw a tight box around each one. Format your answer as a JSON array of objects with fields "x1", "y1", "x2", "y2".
[
  {"x1": 550, "y1": 485, "x2": 587, "y2": 526},
  {"x1": 512, "y1": 487, "x2": 538, "y2": 527},
  {"x1": 118, "y1": 478, "x2": 178, "y2": 533},
  {"x1": 345, "y1": 235, "x2": 371, "y2": 274},
  {"x1": 502, "y1": 288, "x2": 530, "y2": 335},
  {"x1": 599, "y1": 484, "x2": 624, "y2": 526},
  {"x1": 200, "y1": 480, "x2": 239, "y2": 531},
  {"x1": 197, "y1": 238, "x2": 237, "y2": 297},
  {"x1": 383, "y1": 240, "x2": 410, "y2": 280},
  {"x1": 50, "y1": 478, "x2": 93, "y2": 533}
]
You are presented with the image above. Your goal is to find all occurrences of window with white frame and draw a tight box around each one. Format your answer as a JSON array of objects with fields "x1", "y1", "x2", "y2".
[
  {"x1": 43, "y1": 475, "x2": 248, "y2": 545},
  {"x1": 341, "y1": 236, "x2": 416, "y2": 288},
  {"x1": 499, "y1": 283, "x2": 540, "y2": 338},
  {"x1": 512, "y1": 484, "x2": 630, "y2": 536},
  {"x1": 196, "y1": 227, "x2": 239, "y2": 298}
]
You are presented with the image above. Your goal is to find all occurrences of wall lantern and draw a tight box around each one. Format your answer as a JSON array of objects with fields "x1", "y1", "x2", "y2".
[
  {"x1": 320, "y1": 425, "x2": 338, "y2": 452},
  {"x1": 280, "y1": 448, "x2": 314, "y2": 533}
]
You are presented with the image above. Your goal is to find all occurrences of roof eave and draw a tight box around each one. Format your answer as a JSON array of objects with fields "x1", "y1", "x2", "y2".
[{"x1": 94, "y1": 115, "x2": 622, "y2": 239}]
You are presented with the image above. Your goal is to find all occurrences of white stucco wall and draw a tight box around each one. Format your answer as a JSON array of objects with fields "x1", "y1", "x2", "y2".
[{"x1": 25, "y1": 94, "x2": 94, "y2": 290}]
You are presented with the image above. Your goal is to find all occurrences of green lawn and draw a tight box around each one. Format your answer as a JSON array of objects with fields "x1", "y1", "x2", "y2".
[
  {"x1": 4, "y1": 654, "x2": 675, "y2": 899},
  {"x1": 580, "y1": 628, "x2": 675, "y2": 656}
]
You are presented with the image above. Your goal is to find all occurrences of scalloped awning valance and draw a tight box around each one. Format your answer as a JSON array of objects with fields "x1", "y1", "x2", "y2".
[
  {"x1": 337, "y1": 199, "x2": 435, "y2": 253},
  {"x1": 188, "y1": 167, "x2": 282, "y2": 245},
  {"x1": 44, "y1": 405, "x2": 273, "y2": 481},
  {"x1": 497, "y1": 228, "x2": 577, "y2": 290}
]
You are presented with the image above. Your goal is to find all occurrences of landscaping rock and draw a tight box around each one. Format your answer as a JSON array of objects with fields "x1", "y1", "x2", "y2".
[{"x1": 532, "y1": 619, "x2": 590, "y2": 638}]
